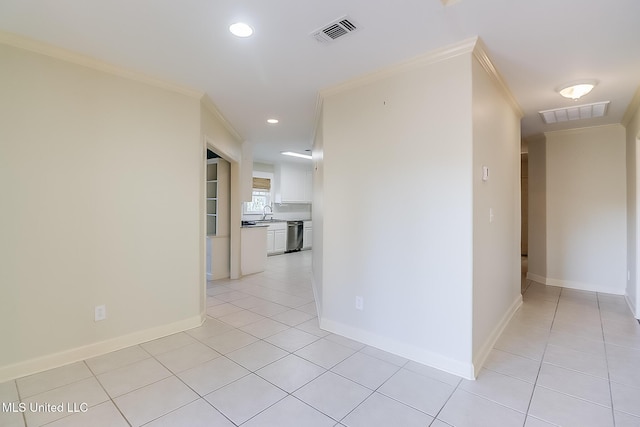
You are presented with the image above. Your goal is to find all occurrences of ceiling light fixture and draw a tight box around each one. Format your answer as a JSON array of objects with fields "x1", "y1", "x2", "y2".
[
  {"x1": 229, "y1": 22, "x2": 253, "y2": 37},
  {"x1": 282, "y1": 151, "x2": 312, "y2": 160},
  {"x1": 557, "y1": 80, "x2": 597, "y2": 100},
  {"x1": 267, "y1": 119, "x2": 279, "y2": 124}
]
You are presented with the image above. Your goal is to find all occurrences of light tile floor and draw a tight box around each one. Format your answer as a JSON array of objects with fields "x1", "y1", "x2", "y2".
[{"x1": 2, "y1": 251, "x2": 640, "y2": 426}]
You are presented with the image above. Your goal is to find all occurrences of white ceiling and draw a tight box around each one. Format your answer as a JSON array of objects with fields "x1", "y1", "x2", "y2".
[{"x1": 1, "y1": 0, "x2": 639, "y2": 162}]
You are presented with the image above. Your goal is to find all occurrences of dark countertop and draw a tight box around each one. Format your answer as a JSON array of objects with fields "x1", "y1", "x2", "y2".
[
  {"x1": 241, "y1": 223, "x2": 269, "y2": 228},
  {"x1": 241, "y1": 219, "x2": 311, "y2": 228}
]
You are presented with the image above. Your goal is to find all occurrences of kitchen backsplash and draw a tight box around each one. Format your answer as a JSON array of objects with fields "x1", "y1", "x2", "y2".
[{"x1": 242, "y1": 203, "x2": 311, "y2": 221}]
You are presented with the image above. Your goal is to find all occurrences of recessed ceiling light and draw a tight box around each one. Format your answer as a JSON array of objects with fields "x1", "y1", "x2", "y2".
[
  {"x1": 229, "y1": 22, "x2": 253, "y2": 38},
  {"x1": 557, "y1": 81, "x2": 597, "y2": 100},
  {"x1": 282, "y1": 151, "x2": 312, "y2": 160},
  {"x1": 267, "y1": 119, "x2": 279, "y2": 124}
]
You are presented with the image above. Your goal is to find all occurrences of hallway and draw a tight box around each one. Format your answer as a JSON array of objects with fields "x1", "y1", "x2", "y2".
[{"x1": 2, "y1": 251, "x2": 640, "y2": 426}]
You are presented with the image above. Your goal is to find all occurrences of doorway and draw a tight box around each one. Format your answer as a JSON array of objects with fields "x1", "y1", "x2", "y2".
[
  {"x1": 203, "y1": 136, "x2": 242, "y2": 291},
  {"x1": 206, "y1": 149, "x2": 231, "y2": 280},
  {"x1": 521, "y1": 152, "x2": 529, "y2": 293}
]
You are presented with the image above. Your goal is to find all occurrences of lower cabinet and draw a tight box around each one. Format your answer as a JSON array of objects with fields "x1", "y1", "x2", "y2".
[
  {"x1": 303, "y1": 221, "x2": 312, "y2": 250},
  {"x1": 266, "y1": 230, "x2": 274, "y2": 254},
  {"x1": 274, "y1": 229, "x2": 286, "y2": 253},
  {"x1": 266, "y1": 222, "x2": 287, "y2": 255}
]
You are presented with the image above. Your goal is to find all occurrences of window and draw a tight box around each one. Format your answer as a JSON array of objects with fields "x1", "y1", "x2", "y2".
[
  {"x1": 244, "y1": 189, "x2": 271, "y2": 214},
  {"x1": 243, "y1": 175, "x2": 272, "y2": 214}
]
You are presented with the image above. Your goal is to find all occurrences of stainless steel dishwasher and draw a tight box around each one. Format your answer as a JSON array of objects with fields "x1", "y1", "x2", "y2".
[{"x1": 286, "y1": 221, "x2": 303, "y2": 252}]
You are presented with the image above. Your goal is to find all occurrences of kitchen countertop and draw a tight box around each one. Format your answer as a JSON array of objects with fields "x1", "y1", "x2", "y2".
[
  {"x1": 241, "y1": 219, "x2": 311, "y2": 228},
  {"x1": 244, "y1": 218, "x2": 310, "y2": 223},
  {"x1": 241, "y1": 223, "x2": 270, "y2": 228}
]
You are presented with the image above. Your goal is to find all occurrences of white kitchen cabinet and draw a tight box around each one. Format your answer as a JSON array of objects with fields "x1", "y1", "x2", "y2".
[
  {"x1": 278, "y1": 164, "x2": 312, "y2": 204},
  {"x1": 303, "y1": 220, "x2": 312, "y2": 249},
  {"x1": 266, "y1": 222, "x2": 287, "y2": 255},
  {"x1": 266, "y1": 230, "x2": 274, "y2": 253},
  {"x1": 274, "y1": 229, "x2": 286, "y2": 253}
]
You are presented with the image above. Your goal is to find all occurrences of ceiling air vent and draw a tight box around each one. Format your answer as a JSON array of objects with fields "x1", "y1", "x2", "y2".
[
  {"x1": 312, "y1": 17, "x2": 359, "y2": 43},
  {"x1": 539, "y1": 101, "x2": 610, "y2": 124}
]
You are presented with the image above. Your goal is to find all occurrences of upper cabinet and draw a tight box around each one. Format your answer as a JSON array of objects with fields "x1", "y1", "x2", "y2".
[{"x1": 276, "y1": 163, "x2": 312, "y2": 204}]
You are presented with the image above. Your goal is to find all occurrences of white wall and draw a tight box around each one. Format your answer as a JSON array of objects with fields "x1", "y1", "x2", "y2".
[
  {"x1": 625, "y1": 93, "x2": 640, "y2": 316},
  {"x1": 319, "y1": 47, "x2": 476, "y2": 376},
  {"x1": 312, "y1": 111, "x2": 324, "y2": 317},
  {"x1": 526, "y1": 135, "x2": 547, "y2": 281},
  {"x1": 544, "y1": 125, "x2": 627, "y2": 294},
  {"x1": 471, "y1": 56, "x2": 522, "y2": 372},
  {"x1": 0, "y1": 41, "x2": 239, "y2": 381},
  {"x1": 316, "y1": 39, "x2": 522, "y2": 378}
]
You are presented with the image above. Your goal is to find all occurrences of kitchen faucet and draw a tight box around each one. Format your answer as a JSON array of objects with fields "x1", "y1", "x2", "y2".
[{"x1": 262, "y1": 205, "x2": 273, "y2": 221}]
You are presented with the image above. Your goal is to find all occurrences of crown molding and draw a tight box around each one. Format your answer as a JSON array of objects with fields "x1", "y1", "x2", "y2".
[
  {"x1": 622, "y1": 85, "x2": 640, "y2": 127},
  {"x1": 472, "y1": 38, "x2": 523, "y2": 118},
  {"x1": 0, "y1": 30, "x2": 203, "y2": 99},
  {"x1": 320, "y1": 37, "x2": 478, "y2": 98},
  {"x1": 543, "y1": 123, "x2": 624, "y2": 138},
  {"x1": 319, "y1": 36, "x2": 523, "y2": 119},
  {"x1": 200, "y1": 95, "x2": 244, "y2": 143}
]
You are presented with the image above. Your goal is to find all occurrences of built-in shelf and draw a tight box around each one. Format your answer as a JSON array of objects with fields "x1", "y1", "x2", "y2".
[
  {"x1": 206, "y1": 155, "x2": 231, "y2": 279},
  {"x1": 206, "y1": 161, "x2": 219, "y2": 235}
]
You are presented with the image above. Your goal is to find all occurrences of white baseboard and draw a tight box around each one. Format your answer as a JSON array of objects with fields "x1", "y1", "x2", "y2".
[
  {"x1": 526, "y1": 272, "x2": 547, "y2": 285},
  {"x1": 310, "y1": 276, "x2": 322, "y2": 318},
  {"x1": 625, "y1": 294, "x2": 639, "y2": 319},
  {"x1": 526, "y1": 273, "x2": 625, "y2": 295},
  {"x1": 0, "y1": 314, "x2": 204, "y2": 383},
  {"x1": 472, "y1": 294, "x2": 522, "y2": 378},
  {"x1": 319, "y1": 317, "x2": 474, "y2": 380}
]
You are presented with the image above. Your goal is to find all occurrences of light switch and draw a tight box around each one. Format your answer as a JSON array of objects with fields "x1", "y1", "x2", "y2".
[{"x1": 482, "y1": 166, "x2": 490, "y2": 182}]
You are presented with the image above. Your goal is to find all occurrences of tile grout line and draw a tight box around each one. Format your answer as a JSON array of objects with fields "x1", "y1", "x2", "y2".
[
  {"x1": 14, "y1": 379, "x2": 27, "y2": 427},
  {"x1": 331, "y1": 357, "x2": 405, "y2": 425},
  {"x1": 429, "y1": 376, "x2": 460, "y2": 424},
  {"x1": 520, "y1": 284, "x2": 562, "y2": 426},
  {"x1": 17, "y1": 363, "x2": 104, "y2": 427},
  {"x1": 88, "y1": 338, "x2": 236, "y2": 427},
  {"x1": 82, "y1": 359, "x2": 133, "y2": 427},
  {"x1": 597, "y1": 292, "x2": 617, "y2": 427},
  {"x1": 143, "y1": 340, "x2": 241, "y2": 427}
]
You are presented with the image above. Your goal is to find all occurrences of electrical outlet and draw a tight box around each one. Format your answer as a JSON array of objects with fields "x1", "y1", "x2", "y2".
[
  {"x1": 94, "y1": 305, "x2": 106, "y2": 322},
  {"x1": 355, "y1": 296, "x2": 364, "y2": 311}
]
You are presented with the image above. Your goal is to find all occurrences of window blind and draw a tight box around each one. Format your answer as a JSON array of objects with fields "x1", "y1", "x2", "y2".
[{"x1": 253, "y1": 177, "x2": 271, "y2": 190}]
